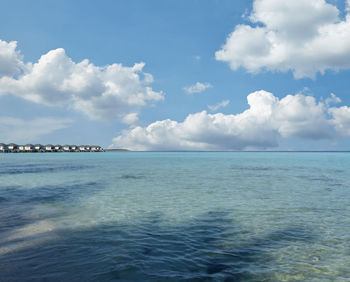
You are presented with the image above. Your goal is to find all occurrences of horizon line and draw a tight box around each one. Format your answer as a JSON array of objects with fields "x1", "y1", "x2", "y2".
[{"x1": 107, "y1": 150, "x2": 350, "y2": 153}]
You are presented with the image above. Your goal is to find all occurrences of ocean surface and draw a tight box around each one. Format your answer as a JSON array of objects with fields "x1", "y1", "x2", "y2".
[{"x1": 0, "y1": 152, "x2": 350, "y2": 281}]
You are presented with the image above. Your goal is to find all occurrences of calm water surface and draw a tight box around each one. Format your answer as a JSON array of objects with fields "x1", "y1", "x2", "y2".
[{"x1": 0, "y1": 152, "x2": 350, "y2": 281}]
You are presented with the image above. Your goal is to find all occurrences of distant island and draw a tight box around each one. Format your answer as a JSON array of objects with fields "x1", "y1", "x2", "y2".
[{"x1": 0, "y1": 143, "x2": 104, "y2": 153}]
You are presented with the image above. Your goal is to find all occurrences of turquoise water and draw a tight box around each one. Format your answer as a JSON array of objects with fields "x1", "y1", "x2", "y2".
[{"x1": 0, "y1": 152, "x2": 350, "y2": 281}]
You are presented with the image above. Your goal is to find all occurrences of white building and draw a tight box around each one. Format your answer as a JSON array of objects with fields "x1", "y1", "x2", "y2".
[
  {"x1": 91, "y1": 146, "x2": 101, "y2": 152},
  {"x1": 45, "y1": 144, "x2": 54, "y2": 151},
  {"x1": 63, "y1": 145, "x2": 71, "y2": 151},
  {"x1": 0, "y1": 143, "x2": 7, "y2": 152},
  {"x1": 54, "y1": 145, "x2": 62, "y2": 151},
  {"x1": 34, "y1": 144, "x2": 43, "y2": 151},
  {"x1": 7, "y1": 144, "x2": 17, "y2": 151},
  {"x1": 24, "y1": 144, "x2": 34, "y2": 151}
]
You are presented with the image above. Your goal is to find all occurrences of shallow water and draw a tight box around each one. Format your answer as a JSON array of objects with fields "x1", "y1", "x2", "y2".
[{"x1": 0, "y1": 152, "x2": 350, "y2": 281}]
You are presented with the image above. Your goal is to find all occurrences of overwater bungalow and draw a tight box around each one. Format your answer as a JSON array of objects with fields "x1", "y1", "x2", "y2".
[
  {"x1": 7, "y1": 143, "x2": 17, "y2": 151},
  {"x1": 54, "y1": 145, "x2": 62, "y2": 151},
  {"x1": 1, "y1": 143, "x2": 104, "y2": 153},
  {"x1": 45, "y1": 144, "x2": 54, "y2": 151},
  {"x1": 0, "y1": 143, "x2": 8, "y2": 152},
  {"x1": 91, "y1": 145, "x2": 101, "y2": 152},
  {"x1": 24, "y1": 144, "x2": 34, "y2": 151},
  {"x1": 63, "y1": 145, "x2": 71, "y2": 152},
  {"x1": 34, "y1": 144, "x2": 44, "y2": 151}
]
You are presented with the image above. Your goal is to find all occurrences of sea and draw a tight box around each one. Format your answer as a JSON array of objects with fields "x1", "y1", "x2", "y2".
[{"x1": 0, "y1": 152, "x2": 349, "y2": 281}]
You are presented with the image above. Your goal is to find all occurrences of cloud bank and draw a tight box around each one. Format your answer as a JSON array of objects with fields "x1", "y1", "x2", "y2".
[
  {"x1": 216, "y1": 0, "x2": 350, "y2": 78},
  {"x1": 111, "y1": 90, "x2": 350, "y2": 151},
  {"x1": 0, "y1": 40, "x2": 163, "y2": 121}
]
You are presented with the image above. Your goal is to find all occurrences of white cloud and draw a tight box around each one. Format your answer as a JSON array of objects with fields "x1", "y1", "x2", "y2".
[
  {"x1": 184, "y1": 82, "x2": 212, "y2": 94},
  {"x1": 328, "y1": 106, "x2": 350, "y2": 136},
  {"x1": 0, "y1": 41, "x2": 163, "y2": 121},
  {"x1": 0, "y1": 40, "x2": 25, "y2": 77},
  {"x1": 112, "y1": 91, "x2": 349, "y2": 151},
  {"x1": 216, "y1": 0, "x2": 350, "y2": 79},
  {"x1": 326, "y1": 93, "x2": 342, "y2": 105},
  {"x1": 0, "y1": 117, "x2": 73, "y2": 143},
  {"x1": 111, "y1": 90, "x2": 350, "y2": 150},
  {"x1": 122, "y1": 112, "x2": 139, "y2": 125},
  {"x1": 208, "y1": 100, "x2": 230, "y2": 111},
  {"x1": 273, "y1": 93, "x2": 331, "y2": 139}
]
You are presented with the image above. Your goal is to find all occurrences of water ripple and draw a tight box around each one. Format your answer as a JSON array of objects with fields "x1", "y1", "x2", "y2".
[{"x1": 0, "y1": 152, "x2": 350, "y2": 281}]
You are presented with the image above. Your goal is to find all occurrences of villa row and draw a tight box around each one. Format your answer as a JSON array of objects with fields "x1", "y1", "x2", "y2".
[{"x1": 0, "y1": 144, "x2": 104, "y2": 153}]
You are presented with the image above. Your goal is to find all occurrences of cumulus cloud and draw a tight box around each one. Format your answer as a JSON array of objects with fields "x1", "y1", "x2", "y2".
[
  {"x1": 208, "y1": 100, "x2": 230, "y2": 111},
  {"x1": 122, "y1": 112, "x2": 139, "y2": 125},
  {"x1": 328, "y1": 106, "x2": 350, "y2": 137},
  {"x1": 0, "y1": 40, "x2": 26, "y2": 77},
  {"x1": 0, "y1": 41, "x2": 163, "y2": 121},
  {"x1": 216, "y1": 0, "x2": 350, "y2": 78},
  {"x1": 0, "y1": 117, "x2": 73, "y2": 143},
  {"x1": 184, "y1": 82, "x2": 212, "y2": 94},
  {"x1": 111, "y1": 91, "x2": 350, "y2": 151}
]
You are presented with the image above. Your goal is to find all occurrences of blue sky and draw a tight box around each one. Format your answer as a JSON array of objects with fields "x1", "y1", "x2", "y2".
[{"x1": 1, "y1": 0, "x2": 350, "y2": 150}]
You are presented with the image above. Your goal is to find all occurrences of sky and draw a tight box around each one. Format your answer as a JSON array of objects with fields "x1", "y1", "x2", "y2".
[{"x1": 1, "y1": 0, "x2": 350, "y2": 150}]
